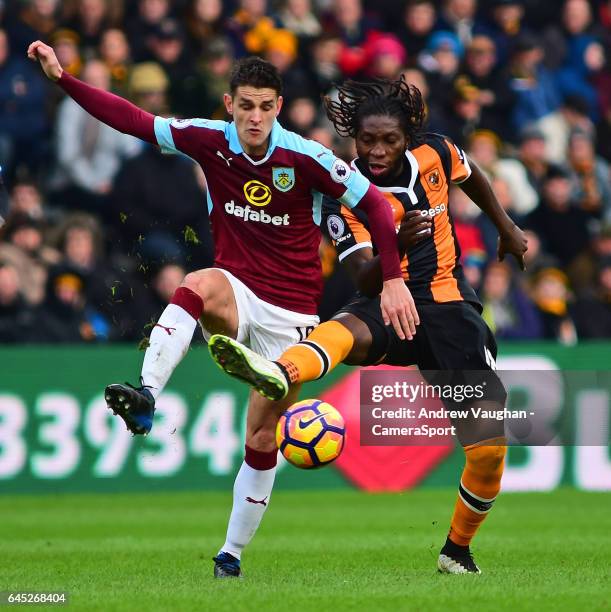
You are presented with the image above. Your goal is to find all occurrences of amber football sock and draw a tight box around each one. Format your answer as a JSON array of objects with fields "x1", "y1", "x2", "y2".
[
  {"x1": 276, "y1": 321, "x2": 355, "y2": 384},
  {"x1": 448, "y1": 438, "x2": 507, "y2": 547}
]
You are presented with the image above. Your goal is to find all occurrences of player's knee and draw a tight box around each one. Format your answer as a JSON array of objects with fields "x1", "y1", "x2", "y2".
[
  {"x1": 181, "y1": 269, "x2": 222, "y2": 302},
  {"x1": 182, "y1": 271, "x2": 203, "y2": 295},
  {"x1": 465, "y1": 443, "x2": 506, "y2": 478}
]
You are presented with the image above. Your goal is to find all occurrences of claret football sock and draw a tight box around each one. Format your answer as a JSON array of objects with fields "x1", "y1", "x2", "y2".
[
  {"x1": 276, "y1": 321, "x2": 355, "y2": 384},
  {"x1": 141, "y1": 287, "x2": 203, "y2": 399},
  {"x1": 220, "y1": 445, "x2": 277, "y2": 560},
  {"x1": 448, "y1": 438, "x2": 506, "y2": 547}
]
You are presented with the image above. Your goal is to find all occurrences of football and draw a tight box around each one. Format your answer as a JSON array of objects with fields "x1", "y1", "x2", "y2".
[{"x1": 276, "y1": 399, "x2": 346, "y2": 469}]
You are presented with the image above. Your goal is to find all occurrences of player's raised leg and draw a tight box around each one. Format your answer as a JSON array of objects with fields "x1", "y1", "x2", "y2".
[
  {"x1": 105, "y1": 269, "x2": 238, "y2": 434},
  {"x1": 209, "y1": 314, "x2": 369, "y2": 400},
  {"x1": 214, "y1": 385, "x2": 302, "y2": 578}
]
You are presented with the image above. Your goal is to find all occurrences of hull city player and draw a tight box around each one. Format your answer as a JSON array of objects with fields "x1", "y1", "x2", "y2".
[
  {"x1": 209, "y1": 77, "x2": 528, "y2": 574},
  {"x1": 28, "y1": 41, "x2": 418, "y2": 579}
]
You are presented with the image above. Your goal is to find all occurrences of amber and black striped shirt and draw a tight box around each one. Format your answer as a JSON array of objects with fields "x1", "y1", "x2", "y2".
[{"x1": 323, "y1": 133, "x2": 481, "y2": 310}]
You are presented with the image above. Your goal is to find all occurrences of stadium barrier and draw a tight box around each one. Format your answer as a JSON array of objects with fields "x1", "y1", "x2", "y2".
[{"x1": 1, "y1": 343, "x2": 609, "y2": 493}]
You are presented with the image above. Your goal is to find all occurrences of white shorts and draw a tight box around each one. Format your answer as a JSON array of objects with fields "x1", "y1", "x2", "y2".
[{"x1": 200, "y1": 268, "x2": 319, "y2": 360}]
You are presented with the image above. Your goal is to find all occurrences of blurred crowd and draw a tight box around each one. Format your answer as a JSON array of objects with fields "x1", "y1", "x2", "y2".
[{"x1": 0, "y1": 0, "x2": 610, "y2": 345}]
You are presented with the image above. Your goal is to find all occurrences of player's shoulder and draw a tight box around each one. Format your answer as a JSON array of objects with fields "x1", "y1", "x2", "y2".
[
  {"x1": 167, "y1": 117, "x2": 228, "y2": 132},
  {"x1": 421, "y1": 131, "x2": 456, "y2": 149},
  {"x1": 415, "y1": 132, "x2": 467, "y2": 174},
  {"x1": 275, "y1": 123, "x2": 333, "y2": 162}
]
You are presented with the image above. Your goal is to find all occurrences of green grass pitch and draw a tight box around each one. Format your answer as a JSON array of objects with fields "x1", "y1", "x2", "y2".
[{"x1": 1, "y1": 488, "x2": 609, "y2": 611}]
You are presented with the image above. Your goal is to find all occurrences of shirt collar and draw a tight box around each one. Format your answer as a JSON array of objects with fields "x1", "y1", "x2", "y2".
[{"x1": 227, "y1": 120, "x2": 282, "y2": 164}]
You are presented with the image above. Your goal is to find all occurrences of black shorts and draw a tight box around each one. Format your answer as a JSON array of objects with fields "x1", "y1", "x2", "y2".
[
  {"x1": 338, "y1": 295, "x2": 505, "y2": 397},
  {"x1": 336, "y1": 296, "x2": 495, "y2": 367}
]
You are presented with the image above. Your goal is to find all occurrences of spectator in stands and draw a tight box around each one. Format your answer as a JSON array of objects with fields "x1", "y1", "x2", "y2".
[
  {"x1": 556, "y1": 35, "x2": 606, "y2": 122},
  {"x1": 127, "y1": 0, "x2": 171, "y2": 62},
  {"x1": 283, "y1": 97, "x2": 318, "y2": 135},
  {"x1": 109, "y1": 137, "x2": 213, "y2": 270},
  {"x1": 518, "y1": 126, "x2": 551, "y2": 193},
  {"x1": 5, "y1": 0, "x2": 59, "y2": 52},
  {"x1": 477, "y1": 176, "x2": 524, "y2": 260},
  {"x1": 434, "y1": 0, "x2": 481, "y2": 48},
  {"x1": 197, "y1": 37, "x2": 235, "y2": 119},
  {"x1": 49, "y1": 29, "x2": 82, "y2": 77},
  {"x1": 53, "y1": 212, "x2": 147, "y2": 340},
  {"x1": 361, "y1": 33, "x2": 406, "y2": 80},
  {"x1": 441, "y1": 78, "x2": 483, "y2": 147},
  {"x1": 526, "y1": 165, "x2": 591, "y2": 268},
  {"x1": 307, "y1": 125, "x2": 336, "y2": 150},
  {"x1": 419, "y1": 30, "x2": 463, "y2": 110},
  {"x1": 566, "y1": 130, "x2": 611, "y2": 220},
  {"x1": 509, "y1": 33, "x2": 562, "y2": 138},
  {"x1": 327, "y1": 0, "x2": 381, "y2": 76},
  {"x1": 400, "y1": 66, "x2": 445, "y2": 132},
  {"x1": 467, "y1": 129, "x2": 538, "y2": 216},
  {"x1": 184, "y1": 0, "x2": 224, "y2": 55},
  {"x1": 0, "y1": 28, "x2": 49, "y2": 180},
  {"x1": 530, "y1": 266, "x2": 577, "y2": 344},
  {"x1": 62, "y1": 0, "x2": 111, "y2": 55},
  {"x1": 148, "y1": 18, "x2": 206, "y2": 118},
  {"x1": 0, "y1": 213, "x2": 59, "y2": 305},
  {"x1": 127, "y1": 61, "x2": 169, "y2": 116},
  {"x1": 481, "y1": 260, "x2": 542, "y2": 339},
  {"x1": 226, "y1": 0, "x2": 276, "y2": 58},
  {"x1": 454, "y1": 34, "x2": 515, "y2": 140},
  {"x1": 573, "y1": 255, "x2": 611, "y2": 338},
  {"x1": 302, "y1": 33, "x2": 343, "y2": 97},
  {"x1": 0, "y1": 261, "x2": 35, "y2": 343},
  {"x1": 449, "y1": 184, "x2": 486, "y2": 255},
  {"x1": 51, "y1": 59, "x2": 142, "y2": 216},
  {"x1": 263, "y1": 29, "x2": 307, "y2": 103},
  {"x1": 522, "y1": 228, "x2": 543, "y2": 272},
  {"x1": 393, "y1": 0, "x2": 437, "y2": 61},
  {"x1": 29, "y1": 263, "x2": 109, "y2": 343},
  {"x1": 277, "y1": 0, "x2": 322, "y2": 42},
  {"x1": 99, "y1": 28, "x2": 131, "y2": 94},
  {"x1": 542, "y1": 0, "x2": 605, "y2": 70},
  {"x1": 10, "y1": 179, "x2": 51, "y2": 222},
  {"x1": 482, "y1": 0, "x2": 528, "y2": 67}
]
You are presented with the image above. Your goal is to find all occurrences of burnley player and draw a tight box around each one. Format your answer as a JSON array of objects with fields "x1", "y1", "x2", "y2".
[
  {"x1": 28, "y1": 41, "x2": 418, "y2": 578},
  {"x1": 209, "y1": 77, "x2": 528, "y2": 574}
]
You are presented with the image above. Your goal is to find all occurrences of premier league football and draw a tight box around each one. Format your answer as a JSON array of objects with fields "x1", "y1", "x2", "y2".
[{"x1": 1, "y1": 1, "x2": 609, "y2": 610}]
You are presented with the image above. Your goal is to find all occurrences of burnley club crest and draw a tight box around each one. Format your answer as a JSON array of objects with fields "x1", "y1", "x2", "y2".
[{"x1": 272, "y1": 167, "x2": 295, "y2": 192}]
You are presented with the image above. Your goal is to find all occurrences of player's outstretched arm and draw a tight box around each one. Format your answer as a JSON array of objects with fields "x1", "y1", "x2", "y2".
[
  {"x1": 356, "y1": 185, "x2": 420, "y2": 340},
  {"x1": 27, "y1": 40, "x2": 156, "y2": 144},
  {"x1": 459, "y1": 158, "x2": 528, "y2": 270},
  {"x1": 346, "y1": 210, "x2": 431, "y2": 297}
]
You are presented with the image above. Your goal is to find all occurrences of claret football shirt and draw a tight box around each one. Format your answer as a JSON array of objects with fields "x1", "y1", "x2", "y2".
[{"x1": 154, "y1": 117, "x2": 372, "y2": 315}]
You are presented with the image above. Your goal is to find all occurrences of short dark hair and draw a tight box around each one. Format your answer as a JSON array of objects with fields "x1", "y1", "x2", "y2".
[
  {"x1": 229, "y1": 57, "x2": 283, "y2": 96},
  {"x1": 324, "y1": 77, "x2": 426, "y2": 145}
]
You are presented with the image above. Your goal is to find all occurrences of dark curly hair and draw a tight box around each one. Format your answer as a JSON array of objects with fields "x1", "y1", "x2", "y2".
[
  {"x1": 229, "y1": 56, "x2": 283, "y2": 96},
  {"x1": 324, "y1": 77, "x2": 426, "y2": 145}
]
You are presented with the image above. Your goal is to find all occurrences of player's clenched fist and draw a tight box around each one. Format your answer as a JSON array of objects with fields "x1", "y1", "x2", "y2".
[
  {"x1": 380, "y1": 277, "x2": 419, "y2": 341},
  {"x1": 27, "y1": 40, "x2": 63, "y2": 81}
]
